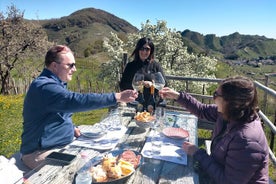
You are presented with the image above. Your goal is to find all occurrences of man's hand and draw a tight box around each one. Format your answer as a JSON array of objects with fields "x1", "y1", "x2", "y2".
[
  {"x1": 116, "y1": 90, "x2": 138, "y2": 103},
  {"x1": 74, "y1": 127, "x2": 81, "y2": 137}
]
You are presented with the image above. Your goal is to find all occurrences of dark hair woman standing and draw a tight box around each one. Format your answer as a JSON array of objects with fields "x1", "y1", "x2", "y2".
[{"x1": 120, "y1": 37, "x2": 166, "y2": 111}]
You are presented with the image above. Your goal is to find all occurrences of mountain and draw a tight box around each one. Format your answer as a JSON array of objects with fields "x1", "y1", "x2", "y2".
[
  {"x1": 37, "y1": 8, "x2": 276, "y2": 62},
  {"x1": 38, "y1": 8, "x2": 138, "y2": 57},
  {"x1": 181, "y1": 30, "x2": 276, "y2": 61}
]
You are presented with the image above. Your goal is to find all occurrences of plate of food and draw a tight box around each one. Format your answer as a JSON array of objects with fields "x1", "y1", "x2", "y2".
[
  {"x1": 134, "y1": 112, "x2": 155, "y2": 128},
  {"x1": 162, "y1": 127, "x2": 189, "y2": 140},
  {"x1": 90, "y1": 149, "x2": 143, "y2": 184}
]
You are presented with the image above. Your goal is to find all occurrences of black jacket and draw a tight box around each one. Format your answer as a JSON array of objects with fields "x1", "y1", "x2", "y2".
[{"x1": 120, "y1": 59, "x2": 166, "y2": 110}]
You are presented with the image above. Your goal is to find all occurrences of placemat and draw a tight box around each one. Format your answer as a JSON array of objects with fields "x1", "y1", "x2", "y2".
[
  {"x1": 141, "y1": 130, "x2": 187, "y2": 165},
  {"x1": 70, "y1": 125, "x2": 127, "y2": 150}
]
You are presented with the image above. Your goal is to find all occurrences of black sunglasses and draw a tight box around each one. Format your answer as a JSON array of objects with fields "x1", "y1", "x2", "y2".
[
  {"x1": 65, "y1": 63, "x2": 76, "y2": 69},
  {"x1": 213, "y1": 91, "x2": 223, "y2": 99},
  {"x1": 140, "y1": 47, "x2": 151, "y2": 52},
  {"x1": 56, "y1": 62, "x2": 76, "y2": 69}
]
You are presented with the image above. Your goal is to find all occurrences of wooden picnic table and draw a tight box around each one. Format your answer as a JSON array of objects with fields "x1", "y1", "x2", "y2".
[{"x1": 20, "y1": 106, "x2": 199, "y2": 184}]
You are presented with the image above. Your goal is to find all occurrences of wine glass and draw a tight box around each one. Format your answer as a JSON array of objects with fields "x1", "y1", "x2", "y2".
[
  {"x1": 152, "y1": 72, "x2": 165, "y2": 108},
  {"x1": 132, "y1": 73, "x2": 144, "y2": 92},
  {"x1": 108, "y1": 109, "x2": 122, "y2": 131},
  {"x1": 152, "y1": 72, "x2": 165, "y2": 91}
]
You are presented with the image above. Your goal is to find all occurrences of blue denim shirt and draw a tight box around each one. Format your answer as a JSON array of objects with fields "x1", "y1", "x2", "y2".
[{"x1": 20, "y1": 68, "x2": 117, "y2": 154}]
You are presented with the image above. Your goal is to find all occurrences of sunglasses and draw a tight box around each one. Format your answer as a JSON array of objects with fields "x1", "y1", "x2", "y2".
[
  {"x1": 56, "y1": 62, "x2": 76, "y2": 69},
  {"x1": 213, "y1": 91, "x2": 223, "y2": 99},
  {"x1": 140, "y1": 47, "x2": 151, "y2": 52},
  {"x1": 65, "y1": 63, "x2": 76, "y2": 69}
]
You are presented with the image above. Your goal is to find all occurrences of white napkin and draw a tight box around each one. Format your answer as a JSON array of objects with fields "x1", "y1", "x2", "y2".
[
  {"x1": 141, "y1": 131, "x2": 187, "y2": 165},
  {"x1": 70, "y1": 125, "x2": 127, "y2": 150},
  {"x1": 0, "y1": 155, "x2": 24, "y2": 184}
]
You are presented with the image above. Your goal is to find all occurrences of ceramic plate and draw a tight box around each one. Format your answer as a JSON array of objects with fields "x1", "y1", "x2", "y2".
[
  {"x1": 162, "y1": 127, "x2": 189, "y2": 140},
  {"x1": 81, "y1": 126, "x2": 106, "y2": 139}
]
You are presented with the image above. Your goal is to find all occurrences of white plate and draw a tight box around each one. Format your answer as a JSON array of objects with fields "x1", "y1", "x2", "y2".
[
  {"x1": 81, "y1": 126, "x2": 106, "y2": 139},
  {"x1": 81, "y1": 131, "x2": 105, "y2": 139},
  {"x1": 73, "y1": 126, "x2": 127, "y2": 150},
  {"x1": 162, "y1": 127, "x2": 189, "y2": 140}
]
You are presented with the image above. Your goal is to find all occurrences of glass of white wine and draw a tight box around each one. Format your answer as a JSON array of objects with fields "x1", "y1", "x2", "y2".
[
  {"x1": 152, "y1": 72, "x2": 165, "y2": 90},
  {"x1": 132, "y1": 73, "x2": 144, "y2": 92}
]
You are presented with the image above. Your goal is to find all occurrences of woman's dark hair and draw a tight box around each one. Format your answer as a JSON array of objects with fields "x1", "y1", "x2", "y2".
[
  {"x1": 131, "y1": 37, "x2": 155, "y2": 62},
  {"x1": 220, "y1": 76, "x2": 259, "y2": 122},
  {"x1": 44, "y1": 45, "x2": 72, "y2": 67}
]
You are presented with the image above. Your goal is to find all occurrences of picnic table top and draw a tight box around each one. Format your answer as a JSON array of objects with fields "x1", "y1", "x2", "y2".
[{"x1": 20, "y1": 107, "x2": 199, "y2": 184}]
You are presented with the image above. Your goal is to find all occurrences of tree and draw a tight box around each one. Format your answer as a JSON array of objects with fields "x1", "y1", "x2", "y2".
[
  {"x1": 0, "y1": 5, "x2": 52, "y2": 94},
  {"x1": 102, "y1": 20, "x2": 217, "y2": 93}
]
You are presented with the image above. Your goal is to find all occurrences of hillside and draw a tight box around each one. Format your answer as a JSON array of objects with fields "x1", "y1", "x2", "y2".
[
  {"x1": 35, "y1": 7, "x2": 276, "y2": 62},
  {"x1": 38, "y1": 8, "x2": 138, "y2": 57},
  {"x1": 181, "y1": 30, "x2": 276, "y2": 62}
]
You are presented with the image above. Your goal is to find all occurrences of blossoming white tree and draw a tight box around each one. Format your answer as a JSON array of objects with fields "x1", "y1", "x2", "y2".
[{"x1": 102, "y1": 20, "x2": 217, "y2": 93}]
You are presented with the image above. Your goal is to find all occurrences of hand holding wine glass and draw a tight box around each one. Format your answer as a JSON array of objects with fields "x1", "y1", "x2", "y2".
[
  {"x1": 132, "y1": 73, "x2": 144, "y2": 92},
  {"x1": 152, "y1": 72, "x2": 165, "y2": 90}
]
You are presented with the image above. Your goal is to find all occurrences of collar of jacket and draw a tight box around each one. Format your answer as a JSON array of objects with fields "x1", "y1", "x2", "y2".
[{"x1": 135, "y1": 58, "x2": 150, "y2": 65}]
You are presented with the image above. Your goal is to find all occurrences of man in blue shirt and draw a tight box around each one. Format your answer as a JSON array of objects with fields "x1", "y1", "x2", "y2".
[{"x1": 20, "y1": 45, "x2": 138, "y2": 169}]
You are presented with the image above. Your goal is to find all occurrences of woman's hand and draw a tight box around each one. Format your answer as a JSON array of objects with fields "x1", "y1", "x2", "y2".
[
  {"x1": 182, "y1": 141, "x2": 199, "y2": 156},
  {"x1": 159, "y1": 87, "x2": 180, "y2": 100}
]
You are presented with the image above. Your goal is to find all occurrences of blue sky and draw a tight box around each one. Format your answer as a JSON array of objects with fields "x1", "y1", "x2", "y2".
[{"x1": 1, "y1": 0, "x2": 275, "y2": 39}]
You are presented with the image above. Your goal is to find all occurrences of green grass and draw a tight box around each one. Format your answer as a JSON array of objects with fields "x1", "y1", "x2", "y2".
[
  {"x1": 0, "y1": 95, "x2": 107, "y2": 158},
  {"x1": 0, "y1": 95, "x2": 24, "y2": 158}
]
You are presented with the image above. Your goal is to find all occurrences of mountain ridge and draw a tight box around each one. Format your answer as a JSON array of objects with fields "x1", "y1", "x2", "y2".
[
  {"x1": 35, "y1": 8, "x2": 276, "y2": 61},
  {"x1": 181, "y1": 30, "x2": 276, "y2": 61}
]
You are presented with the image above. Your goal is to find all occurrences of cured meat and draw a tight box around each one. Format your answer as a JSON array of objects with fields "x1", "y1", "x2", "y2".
[{"x1": 120, "y1": 150, "x2": 141, "y2": 168}]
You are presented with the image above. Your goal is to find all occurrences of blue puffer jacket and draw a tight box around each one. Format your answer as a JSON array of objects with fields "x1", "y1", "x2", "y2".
[
  {"x1": 176, "y1": 92, "x2": 269, "y2": 184},
  {"x1": 21, "y1": 68, "x2": 117, "y2": 154}
]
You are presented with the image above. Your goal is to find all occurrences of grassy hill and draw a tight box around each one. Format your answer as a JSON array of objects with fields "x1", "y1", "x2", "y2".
[
  {"x1": 181, "y1": 30, "x2": 276, "y2": 61},
  {"x1": 27, "y1": 7, "x2": 276, "y2": 61},
  {"x1": 37, "y1": 8, "x2": 138, "y2": 57}
]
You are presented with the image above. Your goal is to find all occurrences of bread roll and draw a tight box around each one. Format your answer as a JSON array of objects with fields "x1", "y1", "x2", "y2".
[
  {"x1": 107, "y1": 165, "x2": 122, "y2": 179},
  {"x1": 90, "y1": 165, "x2": 108, "y2": 182}
]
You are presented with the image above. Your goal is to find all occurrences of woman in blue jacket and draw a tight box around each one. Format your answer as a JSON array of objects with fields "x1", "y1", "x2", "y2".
[
  {"x1": 159, "y1": 76, "x2": 269, "y2": 184},
  {"x1": 20, "y1": 45, "x2": 137, "y2": 169}
]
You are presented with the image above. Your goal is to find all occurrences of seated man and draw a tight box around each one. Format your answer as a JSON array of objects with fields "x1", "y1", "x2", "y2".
[{"x1": 20, "y1": 45, "x2": 137, "y2": 169}]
